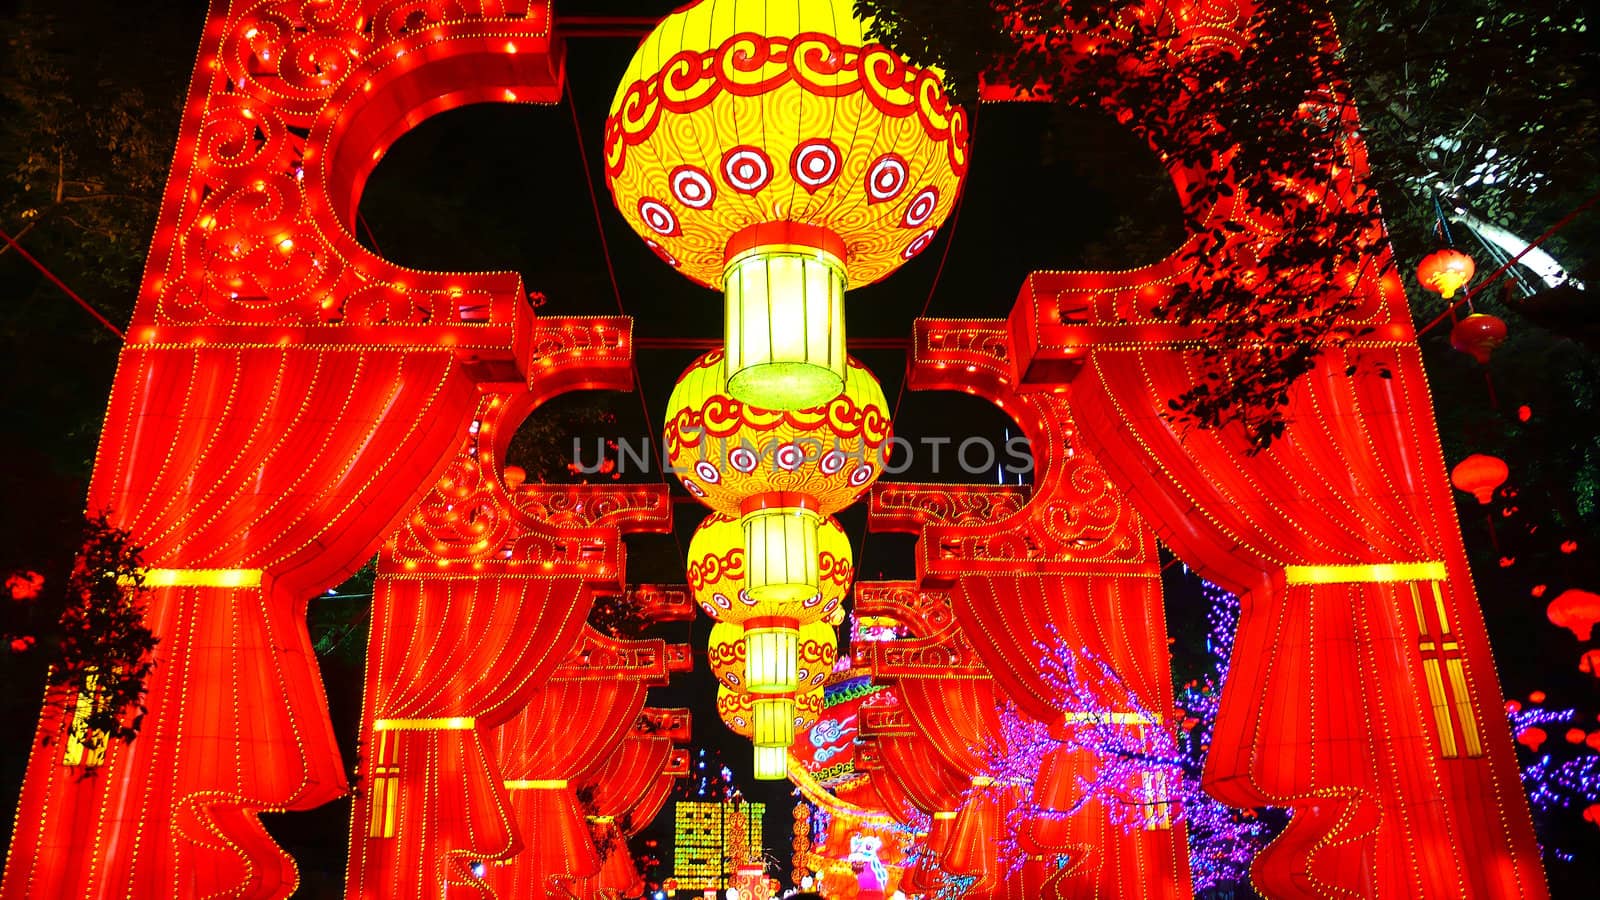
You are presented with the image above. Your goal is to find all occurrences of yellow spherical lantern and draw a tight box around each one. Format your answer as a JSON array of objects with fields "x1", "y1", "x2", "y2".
[
  {"x1": 669, "y1": 351, "x2": 884, "y2": 614},
  {"x1": 718, "y1": 686, "x2": 825, "y2": 741},
  {"x1": 667, "y1": 352, "x2": 891, "y2": 519},
  {"x1": 605, "y1": 0, "x2": 970, "y2": 409},
  {"x1": 709, "y1": 621, "x2": 838, "y2": 694},
  {"x1": 690, "y1": 513, "x2": 855, "y2": 628}
]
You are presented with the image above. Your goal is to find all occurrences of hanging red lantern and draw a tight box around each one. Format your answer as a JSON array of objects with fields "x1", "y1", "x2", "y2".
[
  {"x1": 1547, "y1": 589, "x2": 1600, "y2": 642},
  {"x1": 1579, "y1": 649, "x2": 1600, "y2": 677},
  {"x1": 1516, "y1": 727, "x2": 1547, "y2": 752},
  {"x1": 1417, "y1": 247, "x2": 1476, "y2": 299},
  {"x1": 1450, "y1": 313, "x2": 1508, "y2": 364},
  {"x1": 1450, "y1": 453, "x2": 1508, "y2": 505}
]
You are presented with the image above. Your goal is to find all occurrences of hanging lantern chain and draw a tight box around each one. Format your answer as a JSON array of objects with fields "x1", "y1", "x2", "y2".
[{"x1": 1418, "y1": 186, "x2": 1600, "y2": 336}]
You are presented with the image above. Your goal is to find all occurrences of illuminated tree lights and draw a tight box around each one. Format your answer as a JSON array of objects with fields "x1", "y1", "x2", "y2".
[
  {"x1": 962, "y1": 583, "x2": 1276, "y2": 892},
  {"x1": 1508, "y1": 699, "x2": 1600, "y2": 862}
]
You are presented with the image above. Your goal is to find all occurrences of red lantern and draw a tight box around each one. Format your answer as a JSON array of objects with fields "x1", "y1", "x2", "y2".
[
  {"x1": 1450, "y1": 313, "x2": 1507, "y2": 364},
  {"x1": 1579, "y1": 649, "x2": 1600, "y2": 677},
  {"x1": 1417, "y1": 247, "x2": 1476, "y2": 299},
  {"x1": 1516, "y1": 727, "x2": 1547, "y2": 752},
  {"x1": 1547, "y1": 589, "x2": 1600, "y2": 642},
  {"x1": 1450, "y1": 453, "x2": 1508, "y2": 505}
]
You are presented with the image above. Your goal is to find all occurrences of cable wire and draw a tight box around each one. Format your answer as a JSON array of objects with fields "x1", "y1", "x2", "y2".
[{"x1": 0, "y1": 226, "x2": 125, "y2": 339}]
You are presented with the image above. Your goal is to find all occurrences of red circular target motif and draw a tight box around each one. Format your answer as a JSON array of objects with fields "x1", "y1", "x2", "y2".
[
  {"x1": 638, "y1": 198, "x2": 680, "y2": 236},
  {"x1": 902, "y1": 228, "x2": 937, "y2": 260},
  {"x1": 790, "y1": 139, "x2": 842, "y2": 192},
  {"x1": 865, "y1": 153, "x2": 909, "y2": 204},
  {"x1": 669, "y1": 164, "x2": 717, "y2": 209},
  {"x1": 819, "y1": 449, "x2": 846, "y2": 475},
  {"x1": 902, "y1": 187, "x2": 938, "y2": 227},
  {"x1": 776, "y1": 443, "x2": 805, "y2": 471},
  {"x1": 729, "y1": 446, "x2": 759, "y2": 473},
  {"x1": 644, "y1": 238, "x2": 679, "y2": 267},
  {"x1": 721, "y1": 146, "x2": 773, "y2": 194}
]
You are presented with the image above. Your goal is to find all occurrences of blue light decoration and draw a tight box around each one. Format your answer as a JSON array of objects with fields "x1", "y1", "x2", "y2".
[
  {"x1": 1507, "y1": 698, "x2": 1600, "y2": 861},
  {"x1": 1174, "y1": 582, "x2": 1283, "y2": 892}
]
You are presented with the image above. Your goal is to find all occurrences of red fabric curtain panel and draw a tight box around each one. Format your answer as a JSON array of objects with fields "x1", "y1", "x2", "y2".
[
  {"x1": 565, "y1": 715, "x2": 682, "y2": 900},
  {"x1": 1040, "y1": 330, "x2": 1546, "y2": 897},
  {"x1": 869, "y1": 316, "x2": 1196, "y2": 900},
  {"x1": 345, "y1": 576, "x2": 592, "y2": 899},
  {"x1": 3, "y1": 346, "x2": 478, "y2": 900},
  {"x1": 484, "y1": 632, "x2": 673, "y2": 898}
]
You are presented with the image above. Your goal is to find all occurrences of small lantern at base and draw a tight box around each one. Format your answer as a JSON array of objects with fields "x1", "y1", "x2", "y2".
[
  {"x1": 753, "y1": 745, "x2": 787, "y2": 781},
  {"x1": 1451, "y1": 313, "x2": 1508, "y2": 364},
  {"x1": 1417, "y1": 248, "x2": 1476, "y2": 299}
]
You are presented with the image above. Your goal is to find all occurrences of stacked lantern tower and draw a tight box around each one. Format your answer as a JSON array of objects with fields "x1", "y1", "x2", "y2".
[
  {"x1": 610, "y1": 0, "x2": 969, "y2": 778},
  {"x1": 666, "y1": 352, "x2": 889, "y2": 775}
]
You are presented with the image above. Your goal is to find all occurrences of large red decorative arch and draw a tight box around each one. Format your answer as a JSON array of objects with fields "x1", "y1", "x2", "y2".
[
  {"x1": 0, "y1": 3, "x2": 629, "y2": 898},
  {"x1": 975, "y1": 0, "x2": 1547, "y2": 896}
]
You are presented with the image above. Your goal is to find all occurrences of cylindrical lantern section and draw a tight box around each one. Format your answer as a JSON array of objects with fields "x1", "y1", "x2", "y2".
[
  {"x1": 754, "y1": 745, "x2": 788, "y2": 781},
  {"x1": 710, "y1": 622, "x2": 837, "y2": 695},
  {"x1": 741, "y1": 494, "x2": 821, "y2": 603},
  {"x1": 753, "y1": 696, "x2": 796, "y2": 746},
  {"x1": 724, "y1": 228, "x2": 847, "y2": 409},
  {"x1": 745, "y1": 617, "x2": 801, "y2": 694}
]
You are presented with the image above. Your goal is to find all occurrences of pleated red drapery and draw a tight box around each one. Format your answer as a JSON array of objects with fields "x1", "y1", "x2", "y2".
[
  {"x1": 866, "y1": 334, "x2": 1195, "y2": 900},
  {"x1": 4, "y1": 347, "x2": 479, "y2": 899},
  {"x1": 0, "y1": 3, "x2": 589, "y2": 896},
  {"x1": 860, "y1": 693, "x2": 969, "y2": 819},
  {"x1": 972, "y1": 0, "x2": 1544, "y2": 891},
  {"x1": 484, "y1": 630, "x2": 684, "y2": 897},
  {"x1": 346, "y1": 576, "x2": 591, "y2": 897},
  {"x1": 567, "y1": 708, "x2": 688, "y2": 900},
  {"x1": 346, "y1": 369, "x2": 671, "y2": 899},
  {"x1": 1011, "y1": 271, "x2": 1548, "y2": 896}
]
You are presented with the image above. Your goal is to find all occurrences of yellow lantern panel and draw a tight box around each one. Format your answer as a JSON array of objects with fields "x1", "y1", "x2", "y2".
[
  {"x1": 689, "y1": 513, "x2": 854, "y2": 626},
  {"x1": 603, "y1": 0, "x2": 970, "y2": 291},
  {"x1": 745, "y1": 620, "x2": 800, "y2": 694},
  {"x1": 743, "y1": 503, "x2": 821, "y2": 603},
  {"x1": 665, "y1": 351, "x2": 890, "y2": 517},
  {"x1": 753, "y1": 745, "x2": 788, "y2": 781},
  {"x1": 753, "y1": 696, "x2": 796, "y2": 745},
  {"x1": 710, "y1": 621, "x2": 838, "y2": 693},
  {"x1": 724, "y1": 245, "x2": 847, "y2": 410},
  {"x1": 718, "y1": 686, "x2": 825, "y2": 741}
]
